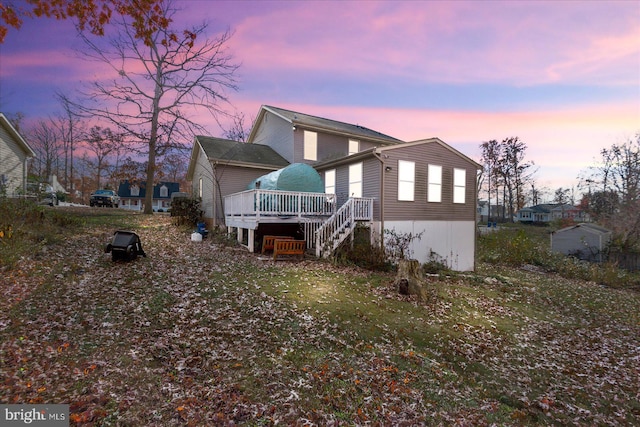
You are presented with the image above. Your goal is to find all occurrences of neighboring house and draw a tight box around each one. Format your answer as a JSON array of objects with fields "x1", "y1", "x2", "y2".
[
  {"x1": 117, "y1": 180, "x2": 181, "y2": 212},
  {"x1": 516, "y1": 203, "x2": 583, "y2": 223},
  {"x1": 0, "y1": 113, "x2": 36, "y2": 197},
  {"x1": 551, "y1": 223, "x2": 611, "y2": 262},
  {"x1": 49, "y1": 175, "x2": 67, "y2": 195},
  {"x1": 477, "y1": 200, "x2": 505, "y2": 223},
  {"x1": 188, "y1": 105, "x2": 481, "y2": 271}
]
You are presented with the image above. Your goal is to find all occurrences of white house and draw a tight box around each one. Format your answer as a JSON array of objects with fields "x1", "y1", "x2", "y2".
[{"x1": 0, "y1": 113, "x2": 36, "y2": 197}]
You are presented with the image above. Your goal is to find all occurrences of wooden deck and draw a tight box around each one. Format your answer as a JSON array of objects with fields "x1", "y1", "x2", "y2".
[
  {"x1": 224, "y1": 189, "x2": 337, "y2": 229},
  {"x1": 224, "y1": 189, "x2": 374, "y2": 255}
]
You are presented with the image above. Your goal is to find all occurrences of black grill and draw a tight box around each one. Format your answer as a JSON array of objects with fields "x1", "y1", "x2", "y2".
[{"x1": 105, "y1": 231, "x2": 146, "y2": 261}]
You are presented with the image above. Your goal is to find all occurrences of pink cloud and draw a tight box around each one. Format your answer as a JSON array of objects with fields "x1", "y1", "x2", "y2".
[
  {"x1": 222, "y1": 1, "x2": 639, "y2": 86},
  {"x1": 0, "y1": 50, "x2": 74, "y2": 78}
]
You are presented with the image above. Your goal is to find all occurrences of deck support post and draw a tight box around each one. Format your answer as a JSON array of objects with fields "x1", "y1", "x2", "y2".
[
  {"x1": 237, "y1": 227, "x2": 243, "y2": 244},
  {"x1": 247, "y1": 229, "x2": 255, "y2": 253}
]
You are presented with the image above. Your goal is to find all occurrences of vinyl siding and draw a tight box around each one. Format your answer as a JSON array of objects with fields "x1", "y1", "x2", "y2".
[
  {"x1": 382, "y1": 142, "x2": 478, "y2": 221},
  {"x1": 215, "y1": 165, "x2": 273, "y2": 223},
  {"x1": 0, "y1": 124, "x2": 28, "y2": 197},
  {"x1": 252, "y1": 112, "x2": 294, "y2": 163},
  {"x1": 316, "y1": 155, "x2": 382, "y2": 220},
  {"x1": 191, "y1": 144, "x2": 216, "y2": 221},
  {"x1": 551, "y1": 226, "x2": 611, "y2": 262},
  {"x1": 292, "y1": 127, "x2": 389, "y2": 165}
]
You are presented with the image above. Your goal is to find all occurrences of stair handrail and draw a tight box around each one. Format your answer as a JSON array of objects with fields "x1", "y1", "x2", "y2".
[{"x1": 315, "y1": 198, "x2": 356, "y2": 257}]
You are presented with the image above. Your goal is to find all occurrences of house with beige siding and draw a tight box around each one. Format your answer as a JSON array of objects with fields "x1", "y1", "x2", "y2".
[
  {"x1": 0, "y1": 113, "x2": 36, "y2": 197},
  {"x1": 314, "y1": 138, "x2": 480, "y2": 271},
  {"x1": 186, "y1": 135, "x2": 290, "y2": 225},
  {"x1": 187, "y1": 105, "x2": 480, "y2": 271}
]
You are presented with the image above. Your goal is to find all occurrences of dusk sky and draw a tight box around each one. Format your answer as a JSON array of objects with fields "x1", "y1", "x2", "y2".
[{"x1": 1, "y1": 0, "x2": 638, "y2": 199}]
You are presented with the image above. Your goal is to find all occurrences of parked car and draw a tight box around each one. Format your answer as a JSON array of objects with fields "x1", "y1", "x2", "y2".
[{"x1": 90, "y1": 189, "x2": 120, "y2": 207}]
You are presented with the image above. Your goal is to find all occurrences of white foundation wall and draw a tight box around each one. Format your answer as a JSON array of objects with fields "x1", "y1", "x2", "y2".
[{"x1": 384, "y1": 220, "x2": 476, "y2": 271}]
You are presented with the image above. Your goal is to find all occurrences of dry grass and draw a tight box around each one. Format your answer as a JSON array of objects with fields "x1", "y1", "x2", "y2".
[{"x1": 1, "y1": 208, "x2": 638, "y2": 425}]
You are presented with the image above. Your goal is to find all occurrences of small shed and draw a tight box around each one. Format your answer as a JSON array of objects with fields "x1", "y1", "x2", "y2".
[{"x1": 551, "y1": 223, "x2": 612, "y2": 262}]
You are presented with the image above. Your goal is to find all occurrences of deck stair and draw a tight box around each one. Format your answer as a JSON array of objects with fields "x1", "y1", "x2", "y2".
[
  {"x1": 315, "y1": 198, "x2": 372, "y2": 258},
  {"x1": 224, "y1": 190, "x2": 372, "y2": 257}
]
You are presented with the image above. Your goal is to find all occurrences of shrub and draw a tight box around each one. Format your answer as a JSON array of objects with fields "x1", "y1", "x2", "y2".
[
  {"x1": 422, "y1": 250, "x2": 451, "y2": 275},
  {"x1": 170, "y1": 197, "x2": 203, "y2": 227},
  {"x1": 478, "y1": 228, "x2": 548, "y2": 266},
  {"x1": 384, "y1": 228, "x2": 424, "y2": 265},
  {"x1": 479, "y1": 225, "x2": 640, "y2": 289},
  {"x1": 0, "y1": 198, "x2": 80, "y2": 268},
  {"x1": 334, "y1": 226, "x2": 392, "y2": 271}
]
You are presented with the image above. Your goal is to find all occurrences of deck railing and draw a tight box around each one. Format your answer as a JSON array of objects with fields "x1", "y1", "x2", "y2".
[
  {"x1": 224, "y1": 189, "x2": 337, "y2": 220},
  {"x1": 315, "y1": 197, "x2": 374, "y2": 257}
]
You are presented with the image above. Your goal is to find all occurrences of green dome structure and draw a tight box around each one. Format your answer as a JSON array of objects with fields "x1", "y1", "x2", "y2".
[{"x1": 248, "y1": 163, "x2": 324, "y2": 193}]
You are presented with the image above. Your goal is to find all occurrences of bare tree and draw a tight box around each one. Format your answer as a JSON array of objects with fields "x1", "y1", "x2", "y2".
[
  {"x1": 53, "y1": 94, "x2": 85, "y2": 192},
  {"x1": 76, "y1": 152, "x2": 98, "y2": 203},
  {"x1": 84, "y1": 126, "x2": 123, "y2": 189},
  {"x1": 160, "y1": 151, "x2": 188, "y2": 183},
  {"x1": 480, "y1": 139, "x2": 501, "y2": 223},
  {"x1": 580, "y1": 134, "x2": 640, "y2": 249},
  {"x1": 67, "y1": 0, "x2": 239, "y2": 213},
  {"x1": 222, "y1": 111, "x2": 252, "y2": 142},
  {"x1": 27, "y1": 119, "x2": 63, "y2": 181},
  {"x1": 501, "y1": 137, "x2": 535, "y2": 221},
  {"x1": 112, "y1": 157, "x2": 146, "y2": 184}
]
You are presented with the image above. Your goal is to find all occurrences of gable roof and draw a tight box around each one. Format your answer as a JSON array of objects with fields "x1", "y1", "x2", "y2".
[
  {"x1": 187, "y1": 136, "x2": 289, "y2": 179},
  {"x1": 314, "y1": 137, "x2": 482, "y2": 170},
  {"x1": 378, "y1": 138, "x2": 482, "y2": 169},
  {"x1": 249, "y1": 105, "x2": 403, "y2": 145},
  {"x1": 0, "y1": 113, "x2": 36, "y2": 157},
  {"x1": 117, "y1": 180, "x2": 180, "y2": 199},
  {"x1": 199, "y1": 136, "x2": 289, "y2": 166},
  {"x1": 554, "y1": 223, "x2": 611, "y2": 236}
]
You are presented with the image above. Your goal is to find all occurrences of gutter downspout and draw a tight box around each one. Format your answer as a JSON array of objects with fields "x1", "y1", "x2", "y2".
[
  {"x1": 373, "y1": 149, "x2": 385, "y2": 249},
  {"x1": 212, "y1": 161, "x2": 218, "y2": 228}
]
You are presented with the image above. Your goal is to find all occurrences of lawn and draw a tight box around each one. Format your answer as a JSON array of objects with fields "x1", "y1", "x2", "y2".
[{"x1": 1, "y1": 206, "x2": 638, "y2": 425}]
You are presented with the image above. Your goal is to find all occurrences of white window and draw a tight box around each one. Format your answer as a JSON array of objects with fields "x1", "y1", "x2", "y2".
[
  {"x1": 398, "y1": 160, "x2": 415, "y2": 201},
  {"x1": 348, "y1": 139, "x2": 359, "y2": 155},
  {"x1": 453, "y1": 168, "x2": 466, "y2": 204},
  {"x1": 198, "y1": 177, "x2": 203, "y2": 198},
  {"x1": 428, "y1": 164, "x2": 442, "y2": 203},
  {"x1": 349, "y1": 162, "x2": 363, "y2": 198},
  {"x1": 160, "y1": 184, "x2": 168, "y2": 198},
  {"x1": 130, "y1": 185, "x2": 139, "y2": 196},
  {"x1": 325, "y1": 169, "x2": 336, "y2": 195},
  {"x1": 304, "y1": 130, "x2": 317, "y2": 161}
]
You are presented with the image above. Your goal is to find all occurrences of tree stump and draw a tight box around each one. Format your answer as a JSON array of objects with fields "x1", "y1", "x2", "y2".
[{"x1": 394, "y1": 259, "x2": 437, "y2": 305}]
